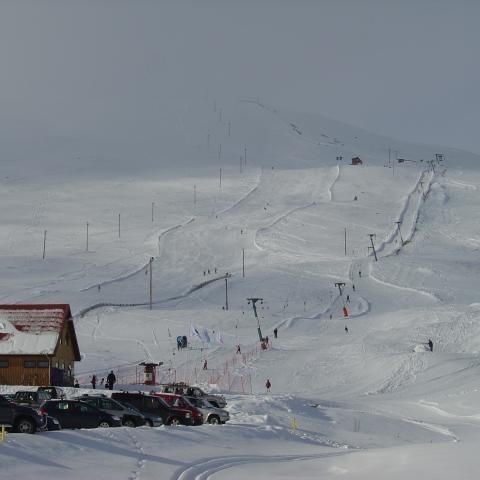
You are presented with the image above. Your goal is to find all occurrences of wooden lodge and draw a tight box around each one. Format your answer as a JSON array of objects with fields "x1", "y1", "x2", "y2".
[{"x1": 0, "y1": 304, "x2": 80, "y2": 386}]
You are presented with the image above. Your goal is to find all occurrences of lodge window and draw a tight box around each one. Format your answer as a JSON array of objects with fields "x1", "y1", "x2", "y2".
[
  {"x1": 37, "y1": 360, "x2": 49, "y2": 368},
  {"x1": 24, "y1": 360, "x2": 36, "y2": 368},
  {"x1": 0, "y1": 360, "x2": 8, "y2": 368}
]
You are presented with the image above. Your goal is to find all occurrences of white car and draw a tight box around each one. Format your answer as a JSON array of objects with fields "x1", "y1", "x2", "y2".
[{"x1": 185, "y1": 396, "x2": 229, "y2": 424}]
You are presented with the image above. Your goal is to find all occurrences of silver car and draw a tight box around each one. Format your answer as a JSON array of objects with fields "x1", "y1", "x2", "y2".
[{"x1": 185, "y1": 396, "x2": 229, "y2": 424}]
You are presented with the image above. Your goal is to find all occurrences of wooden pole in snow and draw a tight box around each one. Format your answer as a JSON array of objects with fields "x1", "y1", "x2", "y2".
[
  {"x1": 149, "y1": 257, "x2": 154, "y2": 310},
  {"x1": 42, "y1": 230, "x2": 47, "y2": 260}
]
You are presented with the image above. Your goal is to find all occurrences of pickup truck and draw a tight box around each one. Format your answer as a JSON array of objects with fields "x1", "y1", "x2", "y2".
[{"x1": 0, "y1": 394, "x2": 45, "y2": 433}]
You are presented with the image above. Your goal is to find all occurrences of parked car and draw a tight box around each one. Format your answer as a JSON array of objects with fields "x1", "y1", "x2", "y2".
[
  {"x1": 185, "y1": 396, "x2": 230, "y2": 424},
  {"x1": 0, "y1": 394, "x2": 45, "y2": 434},
  {"x1": 12, "y1": 390, "x2": 51, "y2": 408},
  {"x1": 37, "y1": 386, "x2": 65, "y2": 399},
  {"x1": 111, "y1": 392, "x2": 193, "y2": 426},
  {"x1": 41, "y1": 400, "x2": 122, "y2": 429},
  {"x1": 74, "y1": 394, "x2": 146, "y2": 427},
  {"x1": 153, "y1": 393, "x2": 203, "y2": 425},
  {"x1": 117, "y1": 400, "x2": 163, "y2": 427},
  {"x1": 158, "y1": 383, "x2": 227, "y2": 408}
]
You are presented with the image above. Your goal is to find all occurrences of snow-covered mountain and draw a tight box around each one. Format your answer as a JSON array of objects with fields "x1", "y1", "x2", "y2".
[{"x1": 1, "y1": 91, "x2": 480, "y2": 479}]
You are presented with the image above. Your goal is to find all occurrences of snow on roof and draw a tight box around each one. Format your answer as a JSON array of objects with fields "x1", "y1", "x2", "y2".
[{"x1": 0, "y1": 304, "x2": 71, "y2": 356}]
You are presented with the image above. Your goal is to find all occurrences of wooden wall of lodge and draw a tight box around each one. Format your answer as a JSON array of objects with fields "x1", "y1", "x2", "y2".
[
  {"x1": 0, "y1": 355, "x2": 50, "y2": 386},
  {"x1": 0, "y1": 323, "x2": 77, "y2": 386}
]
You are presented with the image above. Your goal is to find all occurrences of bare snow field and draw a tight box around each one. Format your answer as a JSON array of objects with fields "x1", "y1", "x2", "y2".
[{"x1": 1, "y1": 96, "x2": 480, "y2": 479}]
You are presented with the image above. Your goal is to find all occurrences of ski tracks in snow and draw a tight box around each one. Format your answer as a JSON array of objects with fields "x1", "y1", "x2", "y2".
[{"x1": 171, "y1": 451, "x2": 347, "y2": 480}]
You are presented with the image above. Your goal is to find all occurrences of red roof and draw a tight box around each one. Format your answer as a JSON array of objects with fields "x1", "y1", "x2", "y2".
[
  {"x1": 0, "y1": 304, "x2": 71, "y2": 333},
  {"x1": 0, "y1": 304, "x2": 80, "y2": 360}
]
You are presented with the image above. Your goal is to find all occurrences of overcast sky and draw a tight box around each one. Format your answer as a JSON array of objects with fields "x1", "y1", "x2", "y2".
[{"x1": 0, "y1": 0, "x2": 478, "y2": 155}]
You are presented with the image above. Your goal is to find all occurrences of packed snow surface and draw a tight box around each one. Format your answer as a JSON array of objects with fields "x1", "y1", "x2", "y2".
[{"x1": 1, "y1": 98, "x2": 480, "y2": 479}]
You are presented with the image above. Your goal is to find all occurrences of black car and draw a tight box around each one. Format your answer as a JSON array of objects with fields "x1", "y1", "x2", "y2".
[
  {"x1": 41, "y1": 400, "x2": 122, "y2": 429},
  {"x1": 117, "y1": 400, "x2": 163, "y2": 427},
  {"x1": 74, "y1": 395, "x2": 146, "y2": 427},
  {"x1": 0, "y1": 394, "x2": 44, "y2": 434},
  {"x1": 112, "y1": 392, "x2": 193, "y2": 426}
]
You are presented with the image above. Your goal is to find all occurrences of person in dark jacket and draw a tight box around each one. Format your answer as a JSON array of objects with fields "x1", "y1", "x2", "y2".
[
  {"x1": 273, "y1": 328, "x2": 278, "y2": 339},
  {"x1": 106, "y1": 370, "x2": 116, "y2": 390},
  {"x1": 265, "y1": 379, "x2": 271, "y2": 392},
  {"x1": 428, "y1": 339, "x2": 433, "y2": 352},
  {"x1": 91, "y1": 374, "x2": 97, "y2": 389}
]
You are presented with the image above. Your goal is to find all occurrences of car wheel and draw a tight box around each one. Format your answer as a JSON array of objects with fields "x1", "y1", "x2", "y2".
[
  {"x1": 15, "y1": 418, "x2": 35, "y2": 434},
  {"x1": 146, "y1": 419, "x2": 153, "y2": 427},
  {"x1": 123, "y1": 419, "x2": 136, "y2": 428},
  {"x1": 168, "y1": 417, "x2": 180, "y2": 426},
  {"x1": 98, "y1": 421, "x2": 111, "y2": 428},
  {"x1": 208, "y1": 415, "x2": 220, "y2": 425}
]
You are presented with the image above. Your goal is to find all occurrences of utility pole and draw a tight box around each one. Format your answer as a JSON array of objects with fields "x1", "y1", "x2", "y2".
[
  {"x1": 334, "y1": 282, "x2": 346, "y2": 296},
  {"x1": 149, "y1": 257, "x2": 154, "y2": 310},
  {"x1": 242, "y1": 248, "x2": 245, "y2": 278},
  {"x1": 395, "y1": 221, "x2": 404, "y2": 245},
  {"x1": 369, "y1": 233, "x2": 378, "y2": 261},
  {"x1": 247, "y1": 297, "x2": 264, "y2": 341},
  {"x1": 42, "y1": 230, "x2": 47, "y2": 260},
  {"x1": 151, "y1": 202, "x2": 155, "y2": 222},
  {"x1": 224, "y1": 273, "x2": 232, "y2": 310},
  {"x1": 86, "y1": 222, "x2": 89, "y2": 252}
]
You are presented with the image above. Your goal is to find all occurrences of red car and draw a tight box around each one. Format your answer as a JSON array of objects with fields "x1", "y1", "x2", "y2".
[{"x1": 152, "y1": 392, "x2": 204, "y2": 425}]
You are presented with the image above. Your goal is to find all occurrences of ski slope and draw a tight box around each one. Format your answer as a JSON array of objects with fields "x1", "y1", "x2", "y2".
[{"x1": 1, "y1": 97, "x2": 480, "y2": 479}]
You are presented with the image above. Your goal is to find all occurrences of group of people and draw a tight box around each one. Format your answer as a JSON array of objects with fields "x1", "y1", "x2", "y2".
[{"x1": 89, "y1": 371, "x2": 117, "y2": 390}]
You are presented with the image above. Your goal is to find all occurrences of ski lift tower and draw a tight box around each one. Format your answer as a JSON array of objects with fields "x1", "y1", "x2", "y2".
[{"x1": 247, "y1": 297, "x2": 264, "y2": 342}]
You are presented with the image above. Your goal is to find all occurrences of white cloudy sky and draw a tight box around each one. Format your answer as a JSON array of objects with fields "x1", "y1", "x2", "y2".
[{"x1": 0, "y1": 0, "x2": 478, "y2": 155}]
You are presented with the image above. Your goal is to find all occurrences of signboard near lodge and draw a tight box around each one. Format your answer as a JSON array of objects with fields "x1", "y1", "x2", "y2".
[{"x1": 0, "y1": 304, "x2": 80, "y2": 386}]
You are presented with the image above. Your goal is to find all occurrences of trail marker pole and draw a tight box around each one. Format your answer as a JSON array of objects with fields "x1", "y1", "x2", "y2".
[
  {"x1": 86, "y1": 222, "x2": 89, "y2": 252},
  {"x1": 369, "y1": 234, "x2": 378, "y2": 261},
  {"x1": 242, "y1": 248, "x2": 245, "y2": 278},
  {"x1": 244, "y1": 147, "x2": 247, "y2": 166},
  {"x1": 194, "y1": 185, "x2": 197, "y2": 204},
  {"x1": 219, "y1": 168, "x2": 222, "y2": 189},
  {"x1": 344, "y1": 227, "x2": 347, "y2": 255},
  {"x1": 225, "y1": 273, "x2": 232, "y2": 310},
  {"x1": 42, "y1": 230, "x2": 47, "y2": 260},
  {"x1": 118, "y1": 214, "x2": 121, "y2": 239},
  {"x1": 151, "y1": 202, "x2": 155, "y2": 222},
  {"x1": 149, "y1": 257, "x2": 154, "y2": 310}
]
